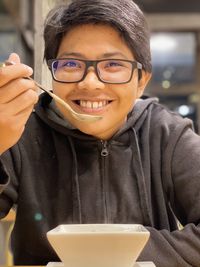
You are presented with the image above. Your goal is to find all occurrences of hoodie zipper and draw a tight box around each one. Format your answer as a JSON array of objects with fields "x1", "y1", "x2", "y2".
[
  {"x1": 100, "y1": 140, "x2": 109, "y2": 223},
  {"x1": 101, "y1": 140, "x2": 109, "y2": 156}
]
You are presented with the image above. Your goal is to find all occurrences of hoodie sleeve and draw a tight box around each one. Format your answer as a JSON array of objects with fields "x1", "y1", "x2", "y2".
[
  {"x1": 139, "y1": 224, "x2": 200, "y2": 267},
  {"x1": 0, "y1": 147, "x2": 20, "y2": 218},
  {"x1": 139, "y1": 127, "x2": 200, "y2": 267}
]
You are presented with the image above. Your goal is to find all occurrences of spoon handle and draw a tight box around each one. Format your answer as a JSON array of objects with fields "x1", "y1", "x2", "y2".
[{"x1": 27, "y1": 77, "x2": 75, "y2": 113}]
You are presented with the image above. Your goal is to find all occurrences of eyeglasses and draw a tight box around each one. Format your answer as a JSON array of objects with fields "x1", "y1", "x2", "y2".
[{"x1": 47, "y1": 58, "x2": 142, "y2": 84}]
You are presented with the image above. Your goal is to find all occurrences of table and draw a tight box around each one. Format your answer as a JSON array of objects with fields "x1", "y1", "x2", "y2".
[
  {"x1": 0, "y1": 262, "x2": 156, "y2": 267},
  {"x1": 0, "y1": 210, "x2": 16, "y2": 265},
  {"x1": 1, "y1": 264, "x2": 155, "y2": 267},
  {"x1": 47, "y1": 262, "x2": 156, "y2": 267}
]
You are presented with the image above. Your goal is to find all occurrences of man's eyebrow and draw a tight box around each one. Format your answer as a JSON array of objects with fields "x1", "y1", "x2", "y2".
[
  {"x1": 57, "y1": 52, "x2": 85, "y2": 58},
  {"x1": 101, "y1": 52, "x2": 129, "y2": 59},
  {"x1": 57, "y1": 52, "x2": 129, "y2": 59}
]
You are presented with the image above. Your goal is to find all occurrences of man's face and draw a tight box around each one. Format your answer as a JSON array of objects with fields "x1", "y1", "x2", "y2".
[{"x1": 52, "y1": 23, "x2": 151, "y2": 140}]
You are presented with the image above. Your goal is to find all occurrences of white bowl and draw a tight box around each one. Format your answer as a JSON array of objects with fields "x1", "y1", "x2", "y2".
[{"x1": 47, "y1": 224, "x2": 150, "y2": 267}]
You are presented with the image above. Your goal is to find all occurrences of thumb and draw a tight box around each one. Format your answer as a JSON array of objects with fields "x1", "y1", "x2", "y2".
[{"x1": 7, "y1": 53, "x2": 21, "y2": 64}]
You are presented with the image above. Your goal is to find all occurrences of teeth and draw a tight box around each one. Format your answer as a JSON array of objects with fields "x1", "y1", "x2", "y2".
[
  {"x1": 93, "y1": 102, "x2": 99, "y2": 108},
  {"x1": 79, "y1": 100, "x2": 107, "y2": 109}
]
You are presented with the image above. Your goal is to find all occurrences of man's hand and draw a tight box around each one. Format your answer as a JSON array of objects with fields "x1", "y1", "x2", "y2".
[{"x1": 0, "y1": 53, "x2": 39, "y2": 154}]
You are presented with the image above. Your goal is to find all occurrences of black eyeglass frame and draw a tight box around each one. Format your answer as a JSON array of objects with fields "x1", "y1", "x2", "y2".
[{"x1": 47, "y1": 58, "x2": 143, "y2": 84}]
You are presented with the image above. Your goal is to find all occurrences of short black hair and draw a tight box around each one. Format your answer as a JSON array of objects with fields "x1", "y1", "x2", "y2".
[{"x1": 43, "y1": 0, "x2": 152, "y2": 73}]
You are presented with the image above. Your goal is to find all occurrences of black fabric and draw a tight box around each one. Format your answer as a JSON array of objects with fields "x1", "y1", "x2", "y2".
[{"x1": 0, "y1": 93, "x2": 200, "y2": 267}]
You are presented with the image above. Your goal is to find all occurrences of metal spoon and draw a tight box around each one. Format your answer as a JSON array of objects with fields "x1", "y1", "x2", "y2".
[{"x1": 0, "y1": 61, "x2": 102, "y2": 122}]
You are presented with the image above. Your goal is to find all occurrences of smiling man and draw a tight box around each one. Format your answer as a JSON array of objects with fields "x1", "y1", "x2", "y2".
[
  {"x1": 0, "y1": 1, "x2": 200, "y2": 267},
  {"x1": 50, "y1": 23, "x2": 150, "y2": 139}
]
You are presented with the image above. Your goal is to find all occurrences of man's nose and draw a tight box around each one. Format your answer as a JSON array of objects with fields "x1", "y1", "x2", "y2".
[{"x1": 78, "y1": 68, "x2": 105, "y2": 90}]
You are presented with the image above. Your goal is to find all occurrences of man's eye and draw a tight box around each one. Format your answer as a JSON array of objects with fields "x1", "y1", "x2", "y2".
[
  {"x1": 62, "y1": 61, "x2": 80, "y2": 68},
  {"x1": 106, "y1": 61, "x2": 122, "y2": 67},
  {"x1": 104, "y1": 61, "x2": 126, "y2": 69}
]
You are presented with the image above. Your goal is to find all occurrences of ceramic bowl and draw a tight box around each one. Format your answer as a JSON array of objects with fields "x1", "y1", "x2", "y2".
[{"x1": 47, "y1": 224, "x2": 150, "y2": 267}]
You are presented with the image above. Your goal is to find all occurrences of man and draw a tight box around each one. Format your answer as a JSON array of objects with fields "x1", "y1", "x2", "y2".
[{"x1": 0, "y1": 0, "x2": 200, "y2": 266}]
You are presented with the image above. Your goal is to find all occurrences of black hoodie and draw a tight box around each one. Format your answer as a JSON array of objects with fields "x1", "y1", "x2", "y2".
[{"x1": 1, "y1": 93, "x2": 200, "y2": 267}]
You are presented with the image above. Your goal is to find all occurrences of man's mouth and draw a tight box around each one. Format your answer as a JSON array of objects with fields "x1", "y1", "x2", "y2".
[{"x1": 74, "y1": 100, "x2": 112, "y2": 110}]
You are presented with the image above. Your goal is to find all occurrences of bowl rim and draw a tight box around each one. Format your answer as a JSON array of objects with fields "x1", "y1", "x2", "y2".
[{"x1": 47, "y1": 224, "x2": 150, "y2": 235}]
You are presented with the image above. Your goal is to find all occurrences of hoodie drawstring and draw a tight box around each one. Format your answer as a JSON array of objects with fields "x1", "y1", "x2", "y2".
[
  {"x1": 131, "y1": 127, "x2": 153, "y2": 226},
  {"x1": 68, "y1": 136, "x2": 82, "y2": 223}
]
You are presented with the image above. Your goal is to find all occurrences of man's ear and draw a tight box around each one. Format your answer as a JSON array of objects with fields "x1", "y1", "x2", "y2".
[{"x1": 137, "y1": 70, "x2": 152, "y2": 98}]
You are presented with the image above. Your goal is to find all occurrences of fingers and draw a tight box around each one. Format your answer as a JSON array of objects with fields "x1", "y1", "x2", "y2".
[
  {"x1": 0, "y1": 103, "x2": 33, "y2": 154},
  {"x1": 0, "y1": 77, "x2": 37, "y2": 104},
  {"x1": 0, "y1": 55, "x2": 33, "y2": 87},
  {"x1": 0, "y1": 87, "x2": 38, "y2": 154},
  {"x1": 0, "y1": 52, "x2": 38, "y2": 110},
  {"x1": 0, "y1": 64, "x2": 33, "y2": 87},
  {"x1": 0, "y1": 88, "x2": 38, "y2": 117},
  {"x1": 8, "y1": 52, "x2": 21, "y2": 64},
  {"x1": 0, "y1": 98, "x2": 36, "y2": 130}
]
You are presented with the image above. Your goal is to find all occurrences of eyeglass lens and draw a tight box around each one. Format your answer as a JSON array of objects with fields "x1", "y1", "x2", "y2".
[{"x1": 51, "y1": 59, "x2": 135, "y2": 83}]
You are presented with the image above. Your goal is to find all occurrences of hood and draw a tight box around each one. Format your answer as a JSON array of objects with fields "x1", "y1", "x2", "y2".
[{"x1": 34, "y1": 92, "x2": 158, "y2": 140}]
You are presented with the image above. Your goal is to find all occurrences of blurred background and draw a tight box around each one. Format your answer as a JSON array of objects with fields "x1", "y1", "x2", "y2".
[
  {"x1": 135, "y1": 0, "x2": 200, "y2": 132},
  {"x1": 1, "y1": 0, "x2": 200, "y2": 265}
]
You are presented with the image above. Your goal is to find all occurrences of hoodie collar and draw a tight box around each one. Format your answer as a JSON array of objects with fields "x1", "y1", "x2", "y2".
[{"x1": 113, "y1": 96, "x2": 158, "y2": 137}]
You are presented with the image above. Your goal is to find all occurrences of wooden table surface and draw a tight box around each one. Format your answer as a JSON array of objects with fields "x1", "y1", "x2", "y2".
[
  {"x1": 0, "y1": 263, "x2": 156, "y2": 267},
  {"x1": 0, "y1": 262, "x2": 156, "y2": 267}
]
